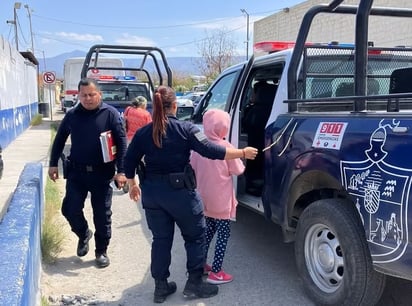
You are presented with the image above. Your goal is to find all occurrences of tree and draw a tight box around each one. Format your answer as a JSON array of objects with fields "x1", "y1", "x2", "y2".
[{"x1": 197, "y1": 28, "x2": 238, "y2": 83}]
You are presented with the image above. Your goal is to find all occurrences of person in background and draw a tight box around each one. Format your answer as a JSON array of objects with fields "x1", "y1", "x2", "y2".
[
  {"x1": 124, "y1": 86, "x2": 258, "y2": 303},
  {"x1": 48, "y1": 78, "x2": 127, "y2": 269},
  {"x1": 190, "y1": 109, "x2": 245, "y2": 285},
  {"x1": 124, "y1": 96, "x2": 152, "y2": 142}
]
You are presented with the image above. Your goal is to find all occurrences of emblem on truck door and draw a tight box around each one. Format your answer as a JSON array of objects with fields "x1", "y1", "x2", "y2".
[{"x1": 340, "y1": 119, "x2": 411, "y2": 263}]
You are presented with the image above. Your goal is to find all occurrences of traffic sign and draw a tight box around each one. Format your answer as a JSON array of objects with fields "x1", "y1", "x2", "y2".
[{"x1": 43, "y1": 71, "x2": 56, "y2": 84}]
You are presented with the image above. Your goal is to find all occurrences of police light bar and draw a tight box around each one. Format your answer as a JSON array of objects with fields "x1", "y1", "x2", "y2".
[
  {"x1": 254, "y1": 41, "x2": 297, "y2": 53},
  {"x1": 254, "y1": 41, "x2": 315, "y2": 53},
  {"x1": 97, "y1": 75, "x2": 136, "y2": 81}
]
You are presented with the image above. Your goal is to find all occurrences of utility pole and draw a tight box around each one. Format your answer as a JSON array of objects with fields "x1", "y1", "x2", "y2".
[
  {"x1": 240, "y1": 9, "x2": 250, "y2": 61},
  {"x1": 6, "y1": 2, "x2": 21, "y2": 50},
  {"x1": 24, "y1": 4, "x2": 34, "y2": 53}
]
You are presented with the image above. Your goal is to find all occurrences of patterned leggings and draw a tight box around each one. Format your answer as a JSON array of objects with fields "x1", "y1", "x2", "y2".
[{"x1": 205, "y1": 217, "x2": 231, "y2": 273}]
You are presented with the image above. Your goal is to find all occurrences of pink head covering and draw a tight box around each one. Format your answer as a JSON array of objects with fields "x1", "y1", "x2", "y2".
[{"x1": 203, "y1": 109, "x2": 230, "y2": 141}]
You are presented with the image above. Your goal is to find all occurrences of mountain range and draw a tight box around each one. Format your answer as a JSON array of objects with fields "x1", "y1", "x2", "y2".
[{"x1": 39, "y1": 50, "x2": 244, "y2": 80}]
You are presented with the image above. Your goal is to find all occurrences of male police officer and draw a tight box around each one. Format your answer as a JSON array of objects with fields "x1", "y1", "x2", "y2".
[{"x1": 48, "y1": 78, "x2": 127, "y2": 268}]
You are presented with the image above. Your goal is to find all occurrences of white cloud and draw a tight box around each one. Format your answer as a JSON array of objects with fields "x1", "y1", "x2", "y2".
[
  {"x1": 191, "y1": 15, "x2": 264, "y2": 35},
  {"x1": 114, "y1": 33, "x2": 156, "y2": 46},
  {"x1": 55, "y1": 32, "x2": 103, "y2": 42}
]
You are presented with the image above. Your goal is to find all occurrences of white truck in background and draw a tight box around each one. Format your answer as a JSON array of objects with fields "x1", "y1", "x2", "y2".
[{"x1": 62, "y1": 57, "x2": 124, "y2": 112}]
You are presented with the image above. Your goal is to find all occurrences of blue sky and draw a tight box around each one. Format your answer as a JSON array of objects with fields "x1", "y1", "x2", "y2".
[{"x1": 1, "y1": 0, "x2": 305, "y2": 59}]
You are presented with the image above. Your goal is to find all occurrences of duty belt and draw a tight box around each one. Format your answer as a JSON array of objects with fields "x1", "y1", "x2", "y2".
[{"x1": 70, "y1": 161, "x2": 112, "y2": 172}]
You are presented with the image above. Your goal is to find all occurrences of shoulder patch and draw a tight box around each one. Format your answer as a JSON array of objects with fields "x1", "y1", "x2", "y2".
[{"x1": 194, "y1": 131, "x2": 208, "y2": 143}]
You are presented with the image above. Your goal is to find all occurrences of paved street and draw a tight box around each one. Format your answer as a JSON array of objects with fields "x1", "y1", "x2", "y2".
[{"x1": 38, "y1": 111, "x2": 412, "y2": 306}]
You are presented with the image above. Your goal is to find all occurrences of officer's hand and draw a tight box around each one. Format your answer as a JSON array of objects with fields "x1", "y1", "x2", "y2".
[
  {"x1": 129, "y1": 185, "x2": 141, "y2": 202},
  {"x1": 114, "y1": 173, "x2": 127, "y2": 188},
  {"x1": 243, "y1": 146, "x2": 258, "y2": 160},
  {"x1": 128, "y1": 178, "x2": 141, "y2": 202},
  {"x1": 48, "y1": 167, "x2": 59, "y2": 182}
]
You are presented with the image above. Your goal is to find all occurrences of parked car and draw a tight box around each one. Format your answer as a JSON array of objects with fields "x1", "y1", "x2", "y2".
[{"x1": 177, "y1": 92, "x2": 205, "y2": 107}]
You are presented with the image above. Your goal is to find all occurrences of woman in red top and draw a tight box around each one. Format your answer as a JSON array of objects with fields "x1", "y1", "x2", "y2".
[{"x1": 124, "y1": 96, "x2": 152, "y2": 142}]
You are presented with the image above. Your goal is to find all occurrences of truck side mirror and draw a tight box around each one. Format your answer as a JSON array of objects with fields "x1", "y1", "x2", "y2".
[{"x1": 176, "y1": 106, "x2": 194, "y2": 121}]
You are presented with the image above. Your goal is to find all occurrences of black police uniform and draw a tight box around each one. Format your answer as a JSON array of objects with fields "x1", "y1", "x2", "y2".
[
  {"x1": 124, "y1": 115, "x2": 225, "y2": 281},
  {"x1": 49, "y1": 103, "x2": 127, "y2": 255}
]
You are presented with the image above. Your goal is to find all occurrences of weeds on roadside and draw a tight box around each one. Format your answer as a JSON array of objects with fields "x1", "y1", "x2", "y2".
[
  {"x1": 30, "y1": 114, "x2": 43, "y2": 126},
  {"x1": 41, "y1": 122, "x2": 65, "y2": 264},
  {"x1": 40, "y1": 295, "x2": 50, "y2": 306}
]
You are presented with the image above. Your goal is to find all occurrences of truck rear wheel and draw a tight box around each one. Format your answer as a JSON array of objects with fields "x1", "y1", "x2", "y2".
[{"x1": 295, "y1": 198, "x2": 386, "y2": 306}]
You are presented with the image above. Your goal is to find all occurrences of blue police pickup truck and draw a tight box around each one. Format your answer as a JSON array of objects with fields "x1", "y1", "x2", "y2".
[{"x1": 192, "y1": 0, "x2": 412, "y2": 304}]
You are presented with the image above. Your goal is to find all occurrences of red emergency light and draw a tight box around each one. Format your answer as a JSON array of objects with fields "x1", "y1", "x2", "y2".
[
  {"x1": 254, "y1": 41, "x2": 298, "y2": 53},
  {"x1": 98, "y1": 75, "x2": 116, "y2": 80}
]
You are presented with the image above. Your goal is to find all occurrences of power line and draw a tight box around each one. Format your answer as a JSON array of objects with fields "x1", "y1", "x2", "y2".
[
  {"x1": 15, "y1": 12, "x2": 29, "y2": 46},
  {"x1": 32, "y1": 13, "x2": 242, "y2": 30}
]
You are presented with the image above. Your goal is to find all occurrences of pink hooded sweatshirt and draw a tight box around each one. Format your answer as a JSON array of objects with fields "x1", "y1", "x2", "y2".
[{"x1": 190, "y1": 109, "x2": 245, "y2": 220}]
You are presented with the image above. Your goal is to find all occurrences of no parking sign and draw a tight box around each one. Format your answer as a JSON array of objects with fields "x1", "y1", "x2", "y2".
[{"x1": 42, "y1": 71, "x2": 56, "y2": 84}]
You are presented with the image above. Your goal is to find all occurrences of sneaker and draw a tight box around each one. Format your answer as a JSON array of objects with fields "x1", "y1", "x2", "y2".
[
  {"x1": 203, "y1": 264, "x2": 212, "y2": 275},
  {"x1": 183, "y1": 279, "x2": 218, "y2": 299},
  {"x1": 206, "y1": 270, "x2": 233, "y2": 285},
  {"x1": 77, "y1": 229, "x2": 93, "y2": 257},
  {"x1": 95, "y1": 252, "x2": 110, "y2": 268}
]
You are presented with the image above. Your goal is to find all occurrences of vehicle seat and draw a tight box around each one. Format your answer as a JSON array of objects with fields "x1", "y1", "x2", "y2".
[
  {"x1": 243, "y1": 82, "x2": 277, "y2": 195},
  {"x1": 335, "y1": 82, "x2": 354, "y2": 96},
  {"x1": 390, "y1": 67, "x2": 412, "y2": 93}
]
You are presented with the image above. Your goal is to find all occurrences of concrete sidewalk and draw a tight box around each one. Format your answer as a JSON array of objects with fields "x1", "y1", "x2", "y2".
[{"x1": 0, "y1": 110, "x2": 63, "y2": 221}]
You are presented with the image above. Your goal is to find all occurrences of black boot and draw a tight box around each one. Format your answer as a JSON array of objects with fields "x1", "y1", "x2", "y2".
[
  {"x1": 183, "y1": 272, "x2": 218, "y2": 299},
  {"x1": 154, "y1": 279, "x2": 177, "y2": 303}
]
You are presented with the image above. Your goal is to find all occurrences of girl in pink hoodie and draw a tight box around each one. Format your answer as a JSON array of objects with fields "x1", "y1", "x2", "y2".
[{"x1": 190, "y1": 109, "x2": 245, "y2": 285}]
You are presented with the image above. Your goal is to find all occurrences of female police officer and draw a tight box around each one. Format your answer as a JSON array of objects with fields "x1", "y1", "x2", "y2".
[{"x1": 124, "y1": 85, "x2": 258, "y2": 303}]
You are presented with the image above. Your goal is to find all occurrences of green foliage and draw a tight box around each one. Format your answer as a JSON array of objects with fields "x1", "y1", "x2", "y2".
[
  {"x1": 41, "y1": 177, "x2": 64, "y2": 264},
  {"x1": 41, "y1": 121, "x2": 64, "y2": 264},
  {"x1": 40, "y1": 296, "x2": 50, "y2": 306},
  {"x1": 30, "y1": 114, "x2": 43, "y2": 126}
]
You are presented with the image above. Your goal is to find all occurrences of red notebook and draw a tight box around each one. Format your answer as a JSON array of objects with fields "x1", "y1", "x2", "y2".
[{"x1": 100, "y1": 130, "x2": 117, "y2": 163}]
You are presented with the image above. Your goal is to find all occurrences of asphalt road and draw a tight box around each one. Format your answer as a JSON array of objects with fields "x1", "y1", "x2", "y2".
[
  {"x1": 102, "y1": 189, "x2": 412, "y2": 306},
  {"x1": 42, "y1": 111, "x2": 412, "y2": 305}
]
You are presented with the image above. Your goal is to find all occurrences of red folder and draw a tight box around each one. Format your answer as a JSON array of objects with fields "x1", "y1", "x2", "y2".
[{"x1": 100, "y1": 130, "x2": 117, "y2": 163}]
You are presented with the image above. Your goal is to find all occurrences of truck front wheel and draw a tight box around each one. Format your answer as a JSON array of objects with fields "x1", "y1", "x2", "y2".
[{"x1": 295, "y1": 198, "x2": 386, "y2": 306}]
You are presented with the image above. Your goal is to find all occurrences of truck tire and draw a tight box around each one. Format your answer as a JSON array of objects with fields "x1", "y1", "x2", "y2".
[{"x1": 295, "y1": 198, "x2": 386, "y2": 306}]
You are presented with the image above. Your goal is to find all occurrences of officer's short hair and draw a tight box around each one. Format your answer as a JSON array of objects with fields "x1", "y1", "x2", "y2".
[{"x1": 78, "y1": 78, "x2": 101, "y2": 91}]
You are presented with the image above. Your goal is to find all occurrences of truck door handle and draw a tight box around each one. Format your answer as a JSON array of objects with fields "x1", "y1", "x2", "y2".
[
  {"x1": 263, "y1": 118, "x2": 294, "y2": 152},
  {"x1": 278, "y1": 122, "x2": 298, "y2": 156}
]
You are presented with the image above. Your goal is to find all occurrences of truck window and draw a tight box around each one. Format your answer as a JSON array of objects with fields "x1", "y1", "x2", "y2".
[
  {"x1": 296, "y1": 46, "x2": 412, "y2": 112},
  {"x1": 193, "y1": 71, "x2": 239, "y2": 123},
  {"x1": 100, "y1": 83, "x2": 150, "y2": 102}
]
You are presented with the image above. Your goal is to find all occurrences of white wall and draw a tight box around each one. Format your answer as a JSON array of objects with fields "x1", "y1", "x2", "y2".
[{"x1": 0, "y1": 35, "x2": 40, "y2": 149}]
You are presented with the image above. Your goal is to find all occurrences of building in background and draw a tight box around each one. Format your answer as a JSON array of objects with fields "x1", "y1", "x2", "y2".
[{"x1": 253, "y1": 0, "x2": 411, "y2": 56}]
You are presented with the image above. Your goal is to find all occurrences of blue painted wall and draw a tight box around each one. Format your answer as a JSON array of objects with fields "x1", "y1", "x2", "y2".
[
  {"x1": 0, "y1": 163, "x2": 43, "y2": 306},
  {"x1": 0, "y1": 102, "x2": 39, "y2": 150}
]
